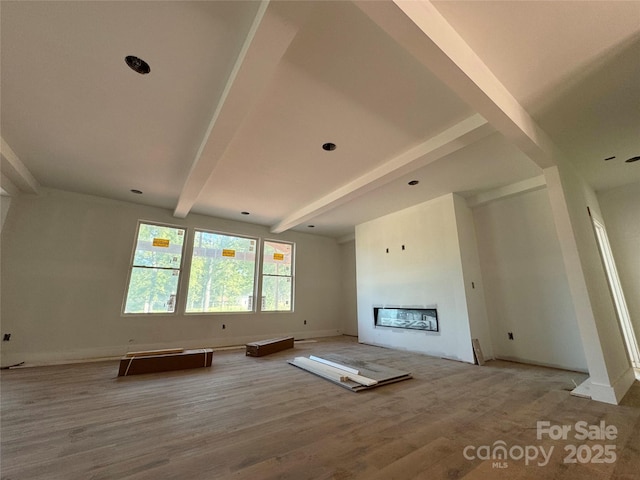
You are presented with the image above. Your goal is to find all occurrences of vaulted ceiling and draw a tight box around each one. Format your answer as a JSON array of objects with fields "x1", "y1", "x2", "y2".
[{"x1": 2, "y1": 1, "x2": 638, "y2": 238}]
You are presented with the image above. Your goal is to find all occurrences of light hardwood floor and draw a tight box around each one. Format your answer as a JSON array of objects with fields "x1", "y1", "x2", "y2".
[{"x1": 2, "y1": 336, "x2": 639, "y2": 479}]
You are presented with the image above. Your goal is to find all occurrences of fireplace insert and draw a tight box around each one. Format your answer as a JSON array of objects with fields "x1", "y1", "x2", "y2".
[{"x1": 374, "y1": 307, "x2": 438, "y2": 332}]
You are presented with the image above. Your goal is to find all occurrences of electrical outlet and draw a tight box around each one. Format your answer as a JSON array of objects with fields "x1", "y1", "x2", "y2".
[
  {"x1": 222, "y1": 324, "x2": 226, "y2": 330},
  {"x1": 3, "y1": 333, "x2": 11, "y2": 342},
  {"x1": 508, "y1": 332, "x2": 514, "y2": 340},
  {"x1": 304, "y1": 320, "x2": 307, "y2": 325}
]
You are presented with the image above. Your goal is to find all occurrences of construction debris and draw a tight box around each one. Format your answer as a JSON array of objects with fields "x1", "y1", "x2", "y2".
[
  {"x1": 245, "y1": 337, "x2": 294, "y2": 357},
  {"x1": 118, "y1": 348, "x2": 213, "y2": 377},
  {"x1": 288, "y1": 353, "x2": 411, "y2": 392}
]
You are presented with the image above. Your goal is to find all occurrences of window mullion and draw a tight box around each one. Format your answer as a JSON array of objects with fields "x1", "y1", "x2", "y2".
[
  {"x1": 123, "y1": 222, "x2": 186, "y2": 314},
  {"x1": 131, "y1": 265, "x2": 181, "y2": 271}
]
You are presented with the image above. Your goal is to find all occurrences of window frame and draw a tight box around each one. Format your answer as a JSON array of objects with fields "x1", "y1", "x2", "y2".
[
  {"x1": 122, "y1": 220, "x2": 188, "y2": 316},
  {"x1": 184, "y1": 229, "x2": 260, "y2": 315},
  {"x1": 122, "y1": 221, "x2": 298, "y2": 316},
  {"x1": 260, "y1": 239, "x2": 295, "y2": 313}
]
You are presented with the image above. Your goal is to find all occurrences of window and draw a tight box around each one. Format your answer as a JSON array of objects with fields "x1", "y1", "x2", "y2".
[
  {"x1": 186, "y1": 231, "x2": 258, "y2": 313},
  {"x1": 261, "y1": 240, "x2": 294, "y2": 312},
  {"x1": 123, "y1": 223, "x2": 296, "y2": 315},
  {"x1": 124, "y1": 222, "x2": 186, "y2": 314}
]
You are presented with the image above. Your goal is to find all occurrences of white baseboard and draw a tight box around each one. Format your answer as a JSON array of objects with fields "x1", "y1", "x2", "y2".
[
  {"x1": 0, "y1": 329, "x2": 342, "y2": 368},
  {"x1": 495, "y1": 355, "x2": 589, "y2": 374},
  {"x1": 571, "y1": 367, "x2": 637, "y2": 405}
]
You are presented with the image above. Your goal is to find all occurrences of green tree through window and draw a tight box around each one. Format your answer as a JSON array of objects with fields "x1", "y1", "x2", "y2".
[
  {"x1": 186, "y1": 231, "x2": 258, "y2": 313},
  {"x1": 261, "y1": 240, "x2": 294, "y2": 312},
  {"x1": 124, "y1": 223, "x2": 186, "y2": 314}
]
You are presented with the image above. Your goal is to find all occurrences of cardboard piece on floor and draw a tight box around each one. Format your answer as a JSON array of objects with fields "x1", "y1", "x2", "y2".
[
  {"x1": 472, "y1": 338, "x2": 485, "y2": 366},
  {"x1": 288, "y1": 353, "x2": 411, "y2": 392},
  {"x1": 118, "y1": 348, "x2": 213, "y2": 377},
  {"x1": 245, "y1": 336, "x2": 294, "y2": 357}
]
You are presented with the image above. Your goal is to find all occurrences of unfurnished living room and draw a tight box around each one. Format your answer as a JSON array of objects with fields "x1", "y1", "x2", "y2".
[{"x1": 1, "y1": 1, "x2": 639, "y2": 479}]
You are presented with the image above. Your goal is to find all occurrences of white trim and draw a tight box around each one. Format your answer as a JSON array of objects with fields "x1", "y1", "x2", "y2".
[
  {"x1": 0, "y1": 330, "x2": 341, "y2": 368},
  {"x1": 590, "y1": 214, "x2": 640, "y2": 369},
  {"x1": 292, "y1": 356, "x2": 377, "y2": 386},
  {"x1": 571, "y1": 367, "x2": 637, "y2": 405},
  {"x1": 309, "y1": 355, "x2": 360, "y2": 375}
]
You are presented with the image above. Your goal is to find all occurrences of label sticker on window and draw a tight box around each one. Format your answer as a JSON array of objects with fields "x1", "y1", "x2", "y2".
[
  {"x1": 153, "y1": 238, "x2": 170, "y2": 248},
  {"x1": 222, "y1": 249, "x2": 236, "y2": 258},
  {"x1": 273, "y1": 253, "x2": 284, "y2": 261}
]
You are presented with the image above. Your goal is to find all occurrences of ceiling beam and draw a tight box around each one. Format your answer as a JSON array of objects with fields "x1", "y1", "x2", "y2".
[
  {"x1": 271, "y1": 114, "x2": 493, "y2": 234},
  {"x1": 1, "y1": 137, "x2": 40, "y2": 194},
  {"x1": 1, "y1": 173, "x2": 20, "y2": 197},
  {"x1": 355, "y1": 0, "x2": 560, "y2": 170},
  {"x1": 337, "y1": 233, "x2": 356, "y2": 244},
  {"x1": 466, "y1": 175, "x2": 547, "y2": 209},
  {"x1": 173, "y1": 1, "x2": 298, "y2": 218}
]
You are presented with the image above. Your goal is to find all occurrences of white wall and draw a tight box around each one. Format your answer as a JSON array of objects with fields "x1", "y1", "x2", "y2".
[
  {"x1": 453, "y1": 195, "x2": 493, "y2": 360},
  {"x1": 473, "y1": 188, "x2": 587, "y2": 371},
  {"x1": 0, "y1": 194, "x2": 11, "y2": 233},
  {"x1": 339, "y1": 240, "x2": 358, "y2": 336},
  {"x1": 597, "y1": 181, "x2": 640, "y2": 343},
  {"x1": 545, "y1": 163, "x2": 633, "y2": 404},
  {"x1": 0, "y1": 189, "x2": 343, "y2": 366},
  {"x1": 355, "y1": 193, "x2": 476, "y2": 363}
]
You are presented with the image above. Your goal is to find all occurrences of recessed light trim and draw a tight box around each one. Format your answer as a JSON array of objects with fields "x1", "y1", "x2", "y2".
[
  {"x1": 625, "y1": 156, "x2": 640, "y2": 163},
  {"x1": 241, "y1": 211, "x2": 250, "y2": 215},
  {"x1": 125, "y1": 55, "x2": 150, "y2": 75},
  {"x1": 307, "y1": 225, "x2": 315, "y2": 228},
  {"x1": 322, "y1": 142, "x2": 336, "y2": 151},
  {"x1": 408, "y1": 180, "x2": 419, "y2": 186},
  {"x1": 604, "y1": 156, "x2": 616, "y2": 161},
  {"x1": 130, "y1": 189, "x2": 143, "y2": 194}
]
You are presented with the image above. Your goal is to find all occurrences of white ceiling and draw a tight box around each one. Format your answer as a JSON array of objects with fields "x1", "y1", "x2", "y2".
[
  {"x1": 432, "y1": 0, "x2": 640, "y2": 192},
  {"x1": 2, "y1": 1, "x2": 638, "y2": 238}
]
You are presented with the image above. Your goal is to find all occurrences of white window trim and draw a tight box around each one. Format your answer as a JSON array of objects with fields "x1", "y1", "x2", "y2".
[
  {"x1": 122, "y1": 220, "x2": 187, "y2": 316},
  {"x1": 184, "y1": 229, "x2": 261, "y2": 315},
  {"x1": 260, "y1": 239, "x2": 295, "y2": 313}
]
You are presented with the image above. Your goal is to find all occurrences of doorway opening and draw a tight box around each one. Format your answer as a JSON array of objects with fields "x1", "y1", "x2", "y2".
[{"x1": 590, "y1": 210, "x2": 640, "y2": 371}]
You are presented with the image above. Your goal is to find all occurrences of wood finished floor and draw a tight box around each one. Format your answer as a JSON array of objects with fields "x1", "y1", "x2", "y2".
[{"x1": 2, "y1": 336, "x2": 639, "y2": 480}]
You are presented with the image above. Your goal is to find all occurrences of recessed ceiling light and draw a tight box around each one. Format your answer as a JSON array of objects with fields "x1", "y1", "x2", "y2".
[
  {"x1": 130, "y1": 189, "x2": 143, "y2": 194},
  {"x1": 125, "y1": 55, "x2": 150, "y2": 75},
  {"x1": 604, "y1": 156, "x2": 616, "y2": 161},
  {"x1": 625, "y1": 156, "x2": 640, "y2": 163},
  {"x1": 241, "y1": 211, "x2": 250, "y2": 215},
  {"x1": 322, "y1": 143, "x2": 336, "y2": 151},
  {"x1": 308, "y1": 225, "x2": 315, "y2": 228},
  {"x1": 408, "y1": 180, "x2": 419, "y2": 186}
]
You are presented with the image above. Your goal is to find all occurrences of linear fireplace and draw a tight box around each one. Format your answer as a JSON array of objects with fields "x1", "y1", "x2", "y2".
[{"x1": 374, "y1": 307, "x2": 438, "y2": 332}]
